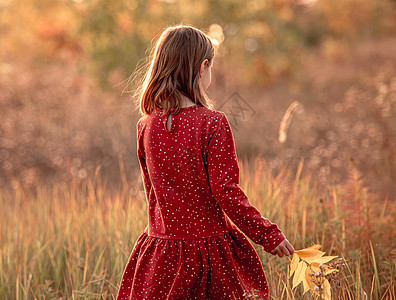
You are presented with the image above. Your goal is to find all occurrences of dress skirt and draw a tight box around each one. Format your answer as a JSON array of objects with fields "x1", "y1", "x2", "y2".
[{"x1": 117, "y1": 229, "x2": 270, "y2": 300}]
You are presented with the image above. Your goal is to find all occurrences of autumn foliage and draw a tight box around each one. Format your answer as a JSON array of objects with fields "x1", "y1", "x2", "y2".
[{"x1": 290, "y1": 245, "x2": 339, "y2": 299}]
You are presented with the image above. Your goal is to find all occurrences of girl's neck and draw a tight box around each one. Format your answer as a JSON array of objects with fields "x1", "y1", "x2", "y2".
[
  {"x1": 180, "y1": 94, "x2": 196, "y2": 108},
  {"x1": 157, "y1": 93, "x2": 196, "y2": 109}
]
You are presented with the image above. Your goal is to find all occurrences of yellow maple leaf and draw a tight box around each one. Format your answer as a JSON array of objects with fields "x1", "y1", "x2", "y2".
[
  {"x1": 296, "y1": 249, "x2": 326, "y2": 261},
  {"x1": 306, "y1": 244, "x2": 323, "y2": 250},
  {"x1": 302, "y1": 277, "x2": 310, "y2": 295},
  {"x1": 304, "y1": 264, "x2": 317, "y2": 290},
  {"x1": 324, "y1": 267, "x2": 339, "y2": 275},
  {"x1": 292, "y1": 261, "x2": 307, "y2": 290},
  {"x1": 323, "y1": 278, "x2": 331, "y2": 300},
  {"x1": 309, "y1": 262, "x2": 339, "y2": 275},
  {"x1": 289, "y1": 253, "x2": 299, "y2": 278},
  {"x1": 303, "y1": 255, "x2": 338, "y2": 264}
]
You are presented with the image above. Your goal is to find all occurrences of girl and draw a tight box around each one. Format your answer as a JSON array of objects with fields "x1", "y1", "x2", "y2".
[{"x1": 117, "y1": 25, "x2": 294, "y2": 300}]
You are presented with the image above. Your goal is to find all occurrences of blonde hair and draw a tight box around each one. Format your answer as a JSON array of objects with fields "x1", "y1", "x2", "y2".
[{"x1": 132, "y1": 25, "x2": 216, "y2": 116}]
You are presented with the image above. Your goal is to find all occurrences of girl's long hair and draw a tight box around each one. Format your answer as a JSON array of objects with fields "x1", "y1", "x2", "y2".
[{"x1": 131, "y1": 25, "x2": 216, "y2": 116}]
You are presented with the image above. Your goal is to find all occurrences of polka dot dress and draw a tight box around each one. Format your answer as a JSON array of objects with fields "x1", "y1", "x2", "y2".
[{"x1": 117, "y1": 104, "x2": 286, "y2": 300}]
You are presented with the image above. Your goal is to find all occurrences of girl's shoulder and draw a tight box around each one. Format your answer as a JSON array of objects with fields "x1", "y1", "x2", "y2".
[
  {"x1": 199, "y1": 105, "x2": 226, "y2": 121},
  {"x1": 197, "y1": 107, "x2": 231, "y2": 137},
  {"x1": 136, "y1": 114, "x2": 149, "y2": 134}
]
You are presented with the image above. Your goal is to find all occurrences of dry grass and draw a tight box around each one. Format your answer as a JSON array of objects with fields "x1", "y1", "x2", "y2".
[{"x1": 1, "y1": 157, "x2": 394, "y2": 299}]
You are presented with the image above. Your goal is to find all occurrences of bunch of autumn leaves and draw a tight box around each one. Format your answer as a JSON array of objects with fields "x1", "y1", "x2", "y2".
[{"x1": 289, "y1": 245, "x2": 343, "y2": 300}]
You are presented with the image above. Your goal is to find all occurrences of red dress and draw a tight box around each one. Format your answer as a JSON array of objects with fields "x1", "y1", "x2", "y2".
[{"x1": 117, "y1": 104, "x2": 286, "y2": 300}]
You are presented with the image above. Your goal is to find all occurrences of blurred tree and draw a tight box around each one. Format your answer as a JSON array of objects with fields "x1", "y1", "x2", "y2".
[
  {"x1": 315, "y1": 0, "x2": 396, "y2": 38},
  {"x1": 2, "y1": 0, "x2": 395, "y2": 89},
  {"x1": 74, "y1": 0, "x2": 396, "y2": 89},
  {"x1": 77, "y1": 0, "x2": 306, "y2": 88}
]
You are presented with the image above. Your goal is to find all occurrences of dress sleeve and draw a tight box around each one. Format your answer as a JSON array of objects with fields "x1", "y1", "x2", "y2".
[
  {"x1": 137, "y1": 120, "x2": 152, "y2": 200},
  {"x1": 206, "y1": 113, "x2": 286, "y2": 253}
]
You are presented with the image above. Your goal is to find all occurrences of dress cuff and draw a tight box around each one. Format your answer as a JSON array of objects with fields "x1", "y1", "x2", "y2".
[{"x1": 260, "y1": 231, "x2": 286, "y2": 253}]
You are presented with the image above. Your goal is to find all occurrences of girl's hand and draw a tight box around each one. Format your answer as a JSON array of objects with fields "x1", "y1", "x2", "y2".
[{"x1": 270, "y1": 239, "x2": 294, "y2": 258}]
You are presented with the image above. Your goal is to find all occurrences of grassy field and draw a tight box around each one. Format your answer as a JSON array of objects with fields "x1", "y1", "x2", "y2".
[
  {"x1": 1, "y1": 1, "x2": 395, "y2": 298},
  {"x1": 1, "y1": 156, "x2": 395, "y2": 299}
]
